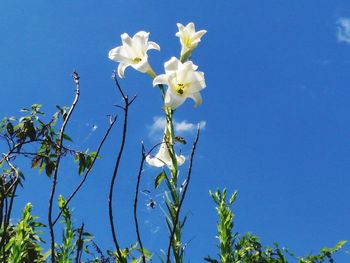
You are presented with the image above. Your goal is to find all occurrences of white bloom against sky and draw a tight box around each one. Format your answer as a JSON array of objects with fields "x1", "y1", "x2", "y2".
[
  {"x1": 108, "y1": 31, "x2": 160, "y2": 78},
  {"x1": 145, "y1": 140, "x2": 185, "y2": 168},
  {"x1": 176, "y1": 22, "x2": 207, "y2": 57},
  {"x1": 336, "y1": 17, "x2": 350, "y2": 43},
  {"x1": 153, "y1": 57, "x2": 206, "y2": 109}
]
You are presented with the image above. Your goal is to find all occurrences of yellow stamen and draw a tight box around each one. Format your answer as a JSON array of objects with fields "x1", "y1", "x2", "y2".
[
  {"x1": 133, "y1": 57, "x2": 142, "y2": 63},
  {"x1": 174, "y1": 83, "x2": 188, "y2": 96}
]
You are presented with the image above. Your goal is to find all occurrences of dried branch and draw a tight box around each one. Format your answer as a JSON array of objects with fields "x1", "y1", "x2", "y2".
[
  {"x1": 48, "y1": 71, "x2": 80, "y2": 263},
  {"x1": 166, "y1": 127, "x2": 200, "y2": 263},
  {"x1": 133, "y1": 143, "x2": 146, "y2": 263},
  {"x1": 108, "y1": 72, "x2": 136, "y2": 260},
  {"x1": 52, "y1": 116, "x2": 117, "y2": 226}
]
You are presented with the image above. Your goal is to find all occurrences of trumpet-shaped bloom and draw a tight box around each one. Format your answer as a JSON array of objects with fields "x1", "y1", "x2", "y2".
[
  {"x1": 146, "y1": 141, "x2": 185, "y2": 168},
  {"x1": 108, "y1": 31, "x2": 160, "y2": 78},
  {"x1": 153, "y1": 57, "x2": 206, "y2": 109},
  {"x1": 176, "y1": 22, "x2": 207, "y2": 57}
]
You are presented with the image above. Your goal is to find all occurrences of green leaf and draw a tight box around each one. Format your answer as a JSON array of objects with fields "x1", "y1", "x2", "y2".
[
  {"x1": 62, "y1": 133, "x2": 73, "y2": 142},
  {"x1": 229, "y1": 191, "x2": 238, "y2": 205},
  {"x1": 154, "y1": 171, "x2": 166, "y2": 189},
  {"x1": 45, "y1": 160, "x2": 55, "y2": 177},
  {"x1": 78, "y1": 153, "x2": 86, "y2": 175},
  {"x1": 335, "y1": 240, "x2": 347, "y2": 250},
  {"x1": 6, "y1": 122, "x2": 14, "y2": 135},
  {"x1": 25, "y1": 121, "x2": 36, "y2": 141},
  {"x1": 31, "y1": 156, "x2": 41, "y2": 169}
]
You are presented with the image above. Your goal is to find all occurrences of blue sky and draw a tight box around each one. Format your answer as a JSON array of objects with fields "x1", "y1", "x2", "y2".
[{"x1": 1, "y1": 0, "x2": 350, "y2": 261}]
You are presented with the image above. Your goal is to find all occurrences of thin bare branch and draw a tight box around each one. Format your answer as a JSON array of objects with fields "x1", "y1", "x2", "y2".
[
  {"x1": 48, "y1": 71, "x2": 80, "y2": 263},
  {"x1": 133, "y1": 143, "x2": 146, "y2": 263},
  {"x1": 108, "y1": 73, "x2": 135, "y2": 260},
  {"x1": 112, "y1": 71, "x2": 126, "y2": 99}
]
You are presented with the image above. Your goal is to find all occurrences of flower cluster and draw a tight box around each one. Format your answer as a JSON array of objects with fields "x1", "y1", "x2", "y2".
[{"x1": 108, "y1": 22, "x2": 206, "y2": 169}]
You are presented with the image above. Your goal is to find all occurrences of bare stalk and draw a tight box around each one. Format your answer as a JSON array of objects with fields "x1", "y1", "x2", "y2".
[
  {"x1": 133, "y1": 143, "x2": 146, "y2": 263},
  {"x1": 48, "y1": 71, "x2": 80, "y2": 263},
  {"x1": 108, "y1": 72, "x2": 136, "y2": 260}
]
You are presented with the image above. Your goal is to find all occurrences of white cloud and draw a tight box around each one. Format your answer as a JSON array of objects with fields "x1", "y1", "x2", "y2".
[
  {"x1": 337, "y1": 17, "x2": 350, "y2": 43},
  {"x1": 148, "y1": 116, "x2": 206, "y2": 139},
  {"x1": 175, "y1": 120, "x2": 206, "y2": 133}
]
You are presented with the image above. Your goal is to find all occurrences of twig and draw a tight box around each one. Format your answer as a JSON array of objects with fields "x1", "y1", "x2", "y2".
[
  {"x1": 108, "y1": 72, "x2": 136, "y2": 260},
  {"x1": 166, "y1": 127, "x2": 200, "y2": 263},
  {"x1": 52, "y1": 116, "x2": 117, "y2": 226},
  {"x1": 48, "y1": 71, "x2": 80, "y2": 263}
]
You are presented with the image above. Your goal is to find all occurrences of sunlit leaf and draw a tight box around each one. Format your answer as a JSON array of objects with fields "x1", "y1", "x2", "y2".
[{"x1": 154, "y1": 170, "x2": 166, "y2": 189}]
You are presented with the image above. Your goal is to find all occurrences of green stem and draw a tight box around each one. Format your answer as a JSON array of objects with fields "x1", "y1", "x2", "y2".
[
  {"x1": 180, "y1": 50, "x2": 192, "y2": 63},
  {"x1": 164, "y1": 106, "x2": 183, "y2": 263},
  {"x1": 155, "y1": 79, "x2": 182, "y2": 262}
]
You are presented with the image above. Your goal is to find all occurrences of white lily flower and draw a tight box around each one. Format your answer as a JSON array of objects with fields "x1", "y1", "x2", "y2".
[
  {"x1": 176, "y1": 22, "x2": 207, "y2": 58},
  {"x1": 146, "y1": 140, "x2": 185, "y2": 168},
  {"x1": 153, "y1": 57, "x2": 206, "y2": 109},
  {"x1": 108, "y1": 31, "x2": 160, "y2": 78}
]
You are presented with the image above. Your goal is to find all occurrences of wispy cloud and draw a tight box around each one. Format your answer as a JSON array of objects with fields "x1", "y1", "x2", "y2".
[
  {"x1": 148, "y1": 116, "x2": 206, "y2": 139},
  {"x1": 175, "y1": 120, "x2": 206, "y2": 133},
  {"x1": 337, "y1": 17, "x2": 350, "y2": 43}
]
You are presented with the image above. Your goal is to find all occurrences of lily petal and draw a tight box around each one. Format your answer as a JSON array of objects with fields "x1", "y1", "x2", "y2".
[
  {"x1": 185, "y1": 72, "x2": 206, "y2": 92},
  {"x1": 164, "y1": 57, "x2": 181, "y2": 73},
  {"x1": 121, "y1": 33, "x2": 133, "y2": 47},
  {"x1": 176, "y1": 23, "x2": 185, "y2": 32},
  {"x1": 147, "y1": 41, "x2": 160, "y2": 51},
  {"x1": 153, "y1": 74, "x2": 169, "y2": 86},
  {"x1": 188, "y1": 92, "x2": 202, "y2": 107},
  {"x1": 146, "y1": 140, "x2": 185, "y2": 168},
  {"x1": 187, "y1": 22, "x2": 195, "y2": 33},
  {"x1": 108, "y1": 46, "x2": 131, "y2": 64},
  {"x1": 165, "y1": 91, "x2": 186, "y2": 109},
  {"x1": 193, "y1": 30, "x2": 207, "y2": 41},
  {"x1": 145, "y1": 155, "x2": 166, "y2": 167},
  {"x1": 117, "y1": 63, "x2": 129, "y2": 78}
]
